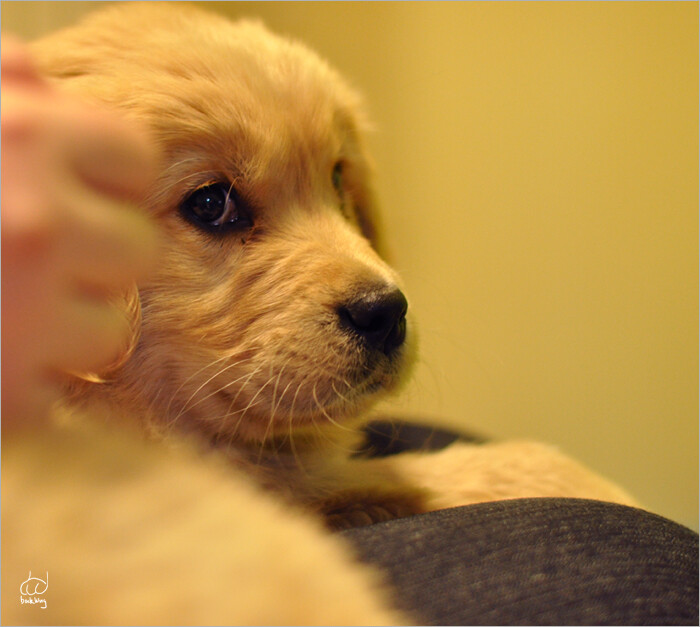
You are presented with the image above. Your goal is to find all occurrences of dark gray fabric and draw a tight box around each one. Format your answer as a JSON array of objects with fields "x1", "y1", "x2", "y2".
[
  {"x1": 342, "y1": 498, "x2": 699, "y2": 626},
  {"x1": 357, "y1": 419, "x2": 484, "y2": 458}
]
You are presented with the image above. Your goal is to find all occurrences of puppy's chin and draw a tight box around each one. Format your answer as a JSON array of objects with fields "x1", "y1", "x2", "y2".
[{"x1": 163, "y1": 333, "x2": 415, "y2": 445}]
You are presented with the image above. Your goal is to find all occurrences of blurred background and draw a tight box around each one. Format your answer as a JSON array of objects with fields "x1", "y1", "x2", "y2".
[{"x1": 2, "y1": 1, "x2": 697, "y2": 530}]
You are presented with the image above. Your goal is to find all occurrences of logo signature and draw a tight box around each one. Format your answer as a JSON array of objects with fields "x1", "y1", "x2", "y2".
[{"x1": 19, "y1": 571, "x2": 48, "y2": 609}]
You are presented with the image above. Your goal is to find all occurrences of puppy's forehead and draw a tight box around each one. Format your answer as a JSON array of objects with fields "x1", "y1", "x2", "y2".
[
  {"x1": 154, "y1": 18, "x2": 360, "y2": 135},
  {"x1": 172, "y1": 27, "x2": 364, "y2": 201},
  {"x1": 170, "y1": 33, "x2": 361, "y2": 202},
  {"x1": 167, "y1": 27, "x2": 365, "y2": 203},
  {"x1": 170, "y1": 35, "x2": 358, "y2": 197},
  {"x1": 35, "y1": 5, "x2": 367, "y2": 199}
]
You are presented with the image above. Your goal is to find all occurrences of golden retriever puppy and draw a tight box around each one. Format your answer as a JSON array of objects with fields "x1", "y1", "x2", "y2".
[
  {"x1": 3, "y1": 2, "x2": 640, "y2": 623},
  {"x1": 28, "y1": 0, "x2": 427, "y2": 527},
  {"x1": 26, "y1": 1, "x2": 636, "y2": 524}
]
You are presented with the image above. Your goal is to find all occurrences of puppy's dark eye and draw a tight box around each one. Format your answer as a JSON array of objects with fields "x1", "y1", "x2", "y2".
[
  {"x1": 332, "y1": 161, "x2": 343, "y2": 193},
  {"x1": 331, "y1": 161, "x2": 343, "y2": 194},
  {"x1": 180, "y1": 182, "x2": 251, "y2": 233},
  {"x1": 332, "y1": 160, "x2": 351, "y2": 219}
]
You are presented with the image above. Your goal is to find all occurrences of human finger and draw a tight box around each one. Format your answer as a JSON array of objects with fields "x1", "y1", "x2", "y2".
[
  {"x1": 42, "y1": 296, "x2": 134, "y2": 376},
  {"x1": 0, "y1": 34, "x2": 49, "y2": 92},
  {"x1": 54, "y1": 187, "x2": 160, "y2": 292},
  {"x1": 57, "y1": 102, "x2": 159, "y2": 202},
  {"x1": 0, "y1": 376, "x2": 62, "y2": 430},
  {"x1": 3, "y1": 86, "x2": 158, "y2": 204}
]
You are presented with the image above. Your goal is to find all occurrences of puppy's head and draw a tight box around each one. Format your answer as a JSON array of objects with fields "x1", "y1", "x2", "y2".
[{"x1": 34, "y1": 2, "x2": 415, "y2": 444}]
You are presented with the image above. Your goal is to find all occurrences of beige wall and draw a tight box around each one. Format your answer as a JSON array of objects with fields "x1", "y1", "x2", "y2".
[{"x1": 3, "y1": 1, "x2": 697, "y2": 530}]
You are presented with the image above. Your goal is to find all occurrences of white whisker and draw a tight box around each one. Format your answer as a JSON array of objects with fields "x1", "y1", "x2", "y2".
[
  {"x1": 167, "y1": 355, "x2": 255, "y2": 428},
  {"x1": 165, "y1": 353, "x2": 232, "y2": 420},
  {"x1": 311, "y1": 382, "x2": 355, "y2": 434},
  {"x1": 256, "y1": 360, "x2": 291, "y2": 464},
  {"x1": 286, "y1": 382, "x2": 310, "y2": 476}
]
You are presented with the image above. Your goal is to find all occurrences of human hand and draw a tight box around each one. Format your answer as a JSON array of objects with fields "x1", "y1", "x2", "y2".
[{"x1": 1, "y1": 37, "x2": 160, "y2": 427}]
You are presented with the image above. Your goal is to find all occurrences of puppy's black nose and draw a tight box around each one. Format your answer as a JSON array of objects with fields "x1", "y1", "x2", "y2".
[{"x1": 339, "y1": 287, "x2": 408, "y2": 355}]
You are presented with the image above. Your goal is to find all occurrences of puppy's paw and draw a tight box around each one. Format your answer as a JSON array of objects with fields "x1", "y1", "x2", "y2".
[
  {"x1": 388, "y1": 441, "x2": 640, "y2": 509},
  {"x1": 319, "y1": 490, "x2": 427, "y2": 530}
]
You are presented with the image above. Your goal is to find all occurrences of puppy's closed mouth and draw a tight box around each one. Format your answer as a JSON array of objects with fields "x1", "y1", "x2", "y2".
[{"x1": 194, "y1": 303, "x2": 410, "y2": 440}]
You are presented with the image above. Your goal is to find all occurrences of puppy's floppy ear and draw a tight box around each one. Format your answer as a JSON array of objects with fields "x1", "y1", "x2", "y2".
[{"x1": 68, "y1": 285, "x2": 142, "y2": 386}]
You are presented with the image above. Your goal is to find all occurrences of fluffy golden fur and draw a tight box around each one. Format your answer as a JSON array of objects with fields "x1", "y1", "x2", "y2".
[
  {"x1": 30, "y1": 1, "x2": 428, "y2": 524},
  {"x1": 3, "y1": 3, "x2": 638, "y2": 624},
  {"x1": 2, "y1": 418, "x2": 409, "y2": 626}
]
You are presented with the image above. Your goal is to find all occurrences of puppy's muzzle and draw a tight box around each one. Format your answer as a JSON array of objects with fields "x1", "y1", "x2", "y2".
[{"x1": 338, "y1": 287, "x2": 408, "y2": 356}]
